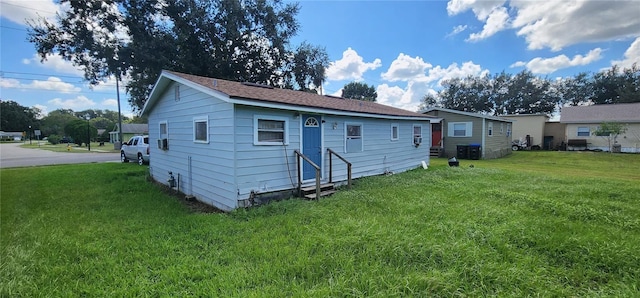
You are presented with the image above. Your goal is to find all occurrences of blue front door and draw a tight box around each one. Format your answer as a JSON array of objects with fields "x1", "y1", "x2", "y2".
[{"x1": 302, "y1": 114, "x2": 322, "y2": 180}]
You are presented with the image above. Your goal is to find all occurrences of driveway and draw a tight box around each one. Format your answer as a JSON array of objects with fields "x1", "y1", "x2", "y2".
[{"x1": 0, "y1": 142, "x2": 120, "y2": 168}]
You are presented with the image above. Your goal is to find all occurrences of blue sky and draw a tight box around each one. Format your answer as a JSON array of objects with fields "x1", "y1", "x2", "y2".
[{"x1": 1, "y1": 0, "x2": 639, "y2": 117}]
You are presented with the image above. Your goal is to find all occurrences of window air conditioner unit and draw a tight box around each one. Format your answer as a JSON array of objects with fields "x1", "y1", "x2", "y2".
[
  {"x1": 413, "y1": 137, "x2": 422, "y2": 145},
  {"x1": 158, "y1": 138, "x2": 169, "y2": 150}
]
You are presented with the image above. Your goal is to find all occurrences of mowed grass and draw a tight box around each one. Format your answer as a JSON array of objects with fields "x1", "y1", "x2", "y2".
[
  {"x1": 1, "y1": 152, "x2": 639, "y2": 296},
  {"x1": 20, "y1": 142, "x2": 119, "y2": 153}
]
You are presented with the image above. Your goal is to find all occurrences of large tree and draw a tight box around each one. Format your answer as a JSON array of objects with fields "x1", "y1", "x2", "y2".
[
  {"x1": 341, "y1": 82, "x2": 377, "y2": 102},
  {"x1": 64, "y1": 119, "x2": 97, "y2": 147},
  {"x1": 28, "y1": 0, "x2": 327, "y2": 112},
  {"x1": 438, "y1": 76, "x2": 492, "y2": 114},
  {"x1": 0, "y1": 100, "x2": 40, "y2": 132},
  {"x1": 422, "y1": 64, "x2": 640, "y2": 116},
  {"x1": 40, "y1": 109, "x2": 82, "y2": 137},
  {"x1": 288, "y1": 42, "x2": 330, "y2": 92}
]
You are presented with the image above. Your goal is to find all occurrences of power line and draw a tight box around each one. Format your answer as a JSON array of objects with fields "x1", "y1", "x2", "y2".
[
  {"x1": 1, "y1": 2, "x2": 58, "y2": 15},
  {"x1": 1, "y1": 71, "x2": 84, "y2": 79},
  {"x1": 1, "y1": 76, "x2": 119, "y2": 89},
  {"x1": 0, "y1": 85, "x2": 120, "y2": 96},
  {"x1": 0, "y1": 25, "x2": 28, "y2": 32}
]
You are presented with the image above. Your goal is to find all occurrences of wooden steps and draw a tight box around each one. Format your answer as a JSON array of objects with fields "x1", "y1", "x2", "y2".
[
  {"x1": 301, "y1": 183, "x2": 335, "y2": 199},
  {"x1": 430, "y1": 146, "x2": 443, "y2": 157}
]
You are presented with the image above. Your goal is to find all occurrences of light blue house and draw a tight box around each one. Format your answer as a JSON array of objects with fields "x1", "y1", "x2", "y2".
[{"x1": 141, "y1": 70, "x2": 438, "y2": 211}]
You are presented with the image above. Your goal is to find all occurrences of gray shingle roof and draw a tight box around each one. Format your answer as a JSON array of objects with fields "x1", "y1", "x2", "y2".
[
  {"x1": 560, "y1": 103, "x2": 640, "y2": 123},
  {"x1": 114, "y1": 124, "x2": 149, "y2": 134}
]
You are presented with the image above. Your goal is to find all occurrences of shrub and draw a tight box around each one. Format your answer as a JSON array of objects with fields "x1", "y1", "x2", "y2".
[{"x1": 47, "y1": 134, "x2": 61, "y2": 145}]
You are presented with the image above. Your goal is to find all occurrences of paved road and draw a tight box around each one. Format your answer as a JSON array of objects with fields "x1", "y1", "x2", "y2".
[{"x1": 0, "y1": 142, "x2": 120, "y2": 168}]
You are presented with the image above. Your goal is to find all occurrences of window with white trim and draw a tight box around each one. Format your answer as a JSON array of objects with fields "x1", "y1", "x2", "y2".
[
  {"x1": 506, "y1": 124, "x2": 511, "y2": 137},
  {"x1": 391, "y1": 123, "x2": 399, "y2": 141},
  {"x1": 488, "y1": 122, "x2": 493, "y2": 136},
  {"x1": 174, "y1": 85, "x2": 180, "y2": 102},
  {"x1": 345, "y1": 123, "x2": 363, "y2": 153},
  {"x1": 159, "y1": 121, "x2": 168, "y2": 139},
  {"x1": 448, "y1": 122, "x2": 473, "y2": 137},
  {"x1": 577, "y1": 126, "x2": 590, "y2": 137},
  {"x1": 500, "y1": 123, "x2": 504, "y2": 134},
  {"x1": 193, "y1": 116, "x2": 209, "y2": 143},
  {"x1": 254, "y1": 115, "x2": 288, "y2": 145},
  {"x1": 413, "y1": 124, "x2": 422, "y2": 145}
]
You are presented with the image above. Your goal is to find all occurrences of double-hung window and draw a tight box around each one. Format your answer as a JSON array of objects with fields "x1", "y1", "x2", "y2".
[
  {"x1": 413, "y1": 125, "x2": 422, "y2": 145},
  {"x1": 488, "y1": 122, "x2": 494, "y2": 136},
  {"x1": 391, "y1": 123, "x2": 399, "y2": 141},
  {"x1": 345, "y1": 123, "x2": 363, "y2": 153},
  {"x1": 254, "y1": 115, "x2": 288, "y2": 145},
  {"x1": 193, "y1": 116, "x2": 209, "y2": 143},
  {"x1": 577, "y1": 126, "x2": 590, "y2": 137},
  {"x1": 449, "y1": 122, "x2": 473, "y2": 137},
  {"x1": 159, "y1": 121, "x2": 168, "y2": 139}
]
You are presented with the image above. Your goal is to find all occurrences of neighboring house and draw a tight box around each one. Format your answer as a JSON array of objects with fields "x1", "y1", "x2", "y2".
[
  {"x1": 502, "y1": 114, "x2": 549, "y2": 148},
  {"x1": 141, "y1": 70, "x2": 438, "y2": 211},
  {"x1": 109, "y1": 123, "x2": 149, "y2": 143},
  {"x1": 543, "y1": 121, "x2": 566, "y2": 150},
  {"x1": 560, "y1": 103, "x2": 640, "y2": 152},
  {"x1": 422, "y1": 107, "x2": 513, "y2": 159},
  {"x1": 0, "y1": 131, "x2": 23, "y2": 141}
]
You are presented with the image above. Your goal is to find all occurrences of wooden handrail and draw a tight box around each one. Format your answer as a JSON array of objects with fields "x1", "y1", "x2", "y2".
[
  {"x1": 327, "y1": 148, "x2": 352, "y2": 189},
  {"x1": 294, "y1": 150, "x2": 321, "y2": 199}
]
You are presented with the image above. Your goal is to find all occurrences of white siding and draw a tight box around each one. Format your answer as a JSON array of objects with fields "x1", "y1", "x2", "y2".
[{"x1": 148, "y1": 82, "x2": 237, "y2": 211}]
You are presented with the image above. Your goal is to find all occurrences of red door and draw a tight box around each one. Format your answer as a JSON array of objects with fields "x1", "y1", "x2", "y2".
[{"x1": 431, "y1": 123, "x2": 442, "y2": 147}]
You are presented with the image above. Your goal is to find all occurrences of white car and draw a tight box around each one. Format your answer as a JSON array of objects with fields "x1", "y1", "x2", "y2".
[{"x1": 121, "y1": 135, "x2": 150, "y2": 165}]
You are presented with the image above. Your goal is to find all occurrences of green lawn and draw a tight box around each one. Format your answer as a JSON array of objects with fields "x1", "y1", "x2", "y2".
[
  {"x1": 1, "y1": 151, "x2": 639, "y2": 296},
  {"x1": 20, "y1": 141, "x2": 119, "y2": 153}
]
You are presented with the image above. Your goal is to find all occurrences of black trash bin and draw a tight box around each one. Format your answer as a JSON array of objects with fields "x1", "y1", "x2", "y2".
[
  {"x1": 468, "y1": 144, "x2": 481, "y2": 160},
  {"x1": 457, "y1": 145, "x2": 469, "y2": 159}
]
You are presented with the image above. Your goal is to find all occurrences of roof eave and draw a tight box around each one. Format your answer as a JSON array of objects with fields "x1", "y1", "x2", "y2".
[{"x1": 230, "y1": 97, "x2": 437, "y2": 121}]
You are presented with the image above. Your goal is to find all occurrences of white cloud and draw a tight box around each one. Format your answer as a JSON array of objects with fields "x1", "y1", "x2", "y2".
[
  {"x1": 31, "y1": 77, "x2": 81, "y2": 93},
  {"x1": 24, "y1": 54, "x2": 84, "y2": 76},
  {"x1": 512, "y1": 1, "x2": 640, "y2": 51},
  {"x1": 425, "y1": 61, "x2": 489, "y2": 86},
  {"x1": 381, "y1": 54, "x2": 432, "y2": 82},
  {"x1": 447, "y1": 0, "x2": 509, "y2": 40},
  {"x1": 467, "y1": 7, "x2": 510, "y2": 42},
  {"x1": 447, "y1": 0, "x2": 506, "y2": 20},
  {"x1": 0, "y1": 77, "x2": 81, "y2": 93},
  {"x1": 377, "y1": 82, "x2": 439, "y2": 112},
  {"x1": 89, "y1": 75, "x2": 128, "y2": 93},
  {"x1": 446, "y1": 25, "x2": 468, "y2": 38},
  {"x1": 376, "y1": 84, "x2": 406, "y2": 106},
  {"x1": 510, "y1": 48, "x2": 603, "y2": 74},
  {"x1": 101, "y1": 98, "x2": 118, "y2": 107},
  {"x1": 48, "y1": 95, "x2": 96, "y2": 110},
  {"x1": 376, "y1": 59, "x2": 489, "y2": 112},
  {"x1": 326, "y1": 48, "x2": 382, "y2": 81},
  {"x1": 0, "y1": 78, "x2": 21, "y2": 88},
  {"x1": 0, "y1": 0, "x2": 60, "y2": 25},
  {"x1": 448, "y1": 0, "x2": 640, "y2": 51},
  {"x1": 329, "y1": 88, "x2": 342, "y2": 97},
  {"x1": 33, "y1": 104, "x2": 48, "y2": 118},
  {"x1": 610, "y1": 37, "x2": 640, "y2": 70}
]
